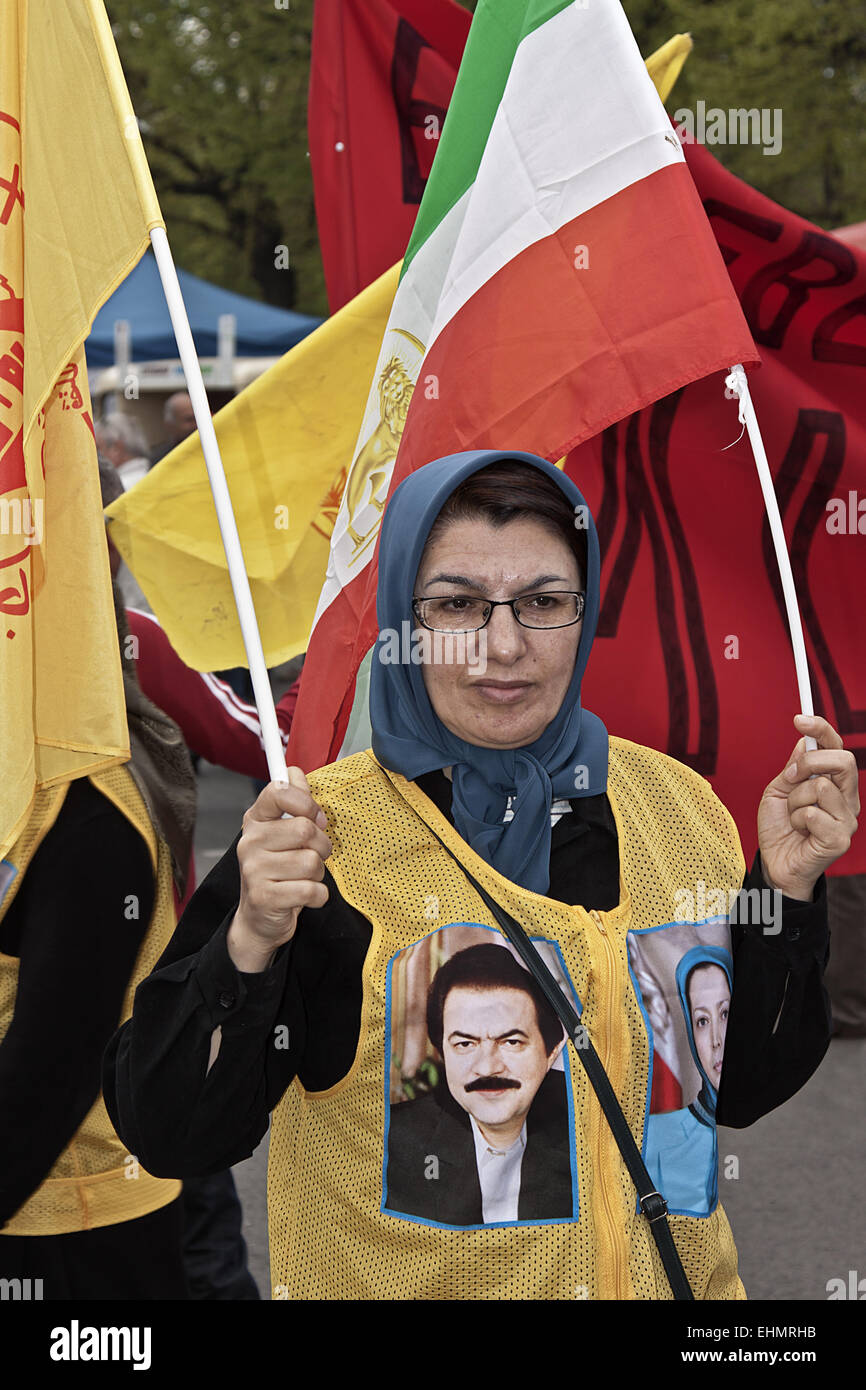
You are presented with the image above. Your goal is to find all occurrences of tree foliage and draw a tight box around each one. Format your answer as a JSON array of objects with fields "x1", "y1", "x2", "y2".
[
  {"x1": 622, "y1": 0, "x2": 866, "y2": 229},
  {"x1": 107, "y1": 0, "x2": 865, "y2": 319},
  {"x1": 107, "y1": 0, "x2": 324, "y2": 312}
]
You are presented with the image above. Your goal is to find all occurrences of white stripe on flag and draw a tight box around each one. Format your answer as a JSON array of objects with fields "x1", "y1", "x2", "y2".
[{"x1": 430, "y1": 0, "x2": 683, "y2": 346}]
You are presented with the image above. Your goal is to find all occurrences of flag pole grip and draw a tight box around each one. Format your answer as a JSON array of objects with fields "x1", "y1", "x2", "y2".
[
  {"x1": 148, "y1": 226, "x2": 289, "y2": 784},
  {"x1": 725, "y1": 364, "x2": 817, "y2": 753}
]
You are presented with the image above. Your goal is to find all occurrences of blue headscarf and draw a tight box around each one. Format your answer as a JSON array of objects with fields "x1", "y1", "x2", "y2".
[
  {"x1": 369, "y1": 449, "x2": 608, "y2": 895},
  {"x1": 674, "y1": 945, "x2": 734, "y2": 1124}
]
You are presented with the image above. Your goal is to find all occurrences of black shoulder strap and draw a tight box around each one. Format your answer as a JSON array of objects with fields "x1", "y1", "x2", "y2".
[{"x1": 386, "y1": 775, "x2": 694, "y2": 1301}]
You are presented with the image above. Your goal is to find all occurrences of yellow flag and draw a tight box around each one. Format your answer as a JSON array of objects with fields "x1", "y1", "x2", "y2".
[
  {"x1": 644, "y1": 33, "x2": 693, "y2": 105},
  {"x1": 0, "y1": 0, "x2": 164, "y2": 857},
  {"x1": 107, "y1": 261, "x2": 401, "y2": 671},
  {"x1": 105, "y1": 34, "x2": 691, "y2": 674}
]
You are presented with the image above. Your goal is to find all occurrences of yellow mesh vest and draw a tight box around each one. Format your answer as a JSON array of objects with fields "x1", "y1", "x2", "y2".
[
  {"x1": 267, "y1": 737, "x2": 748, "y2": 1301},
  {"x1": 268, "y1": 745, "x2": 750, "y2": 1295},
  {"x1": 0, "y1": 766, "x2": 182, "y2": 1235}
]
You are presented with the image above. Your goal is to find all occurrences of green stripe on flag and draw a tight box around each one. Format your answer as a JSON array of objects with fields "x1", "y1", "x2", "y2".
[{"x1": 401, "y1": 0, "x2": 574, "y2": 277}]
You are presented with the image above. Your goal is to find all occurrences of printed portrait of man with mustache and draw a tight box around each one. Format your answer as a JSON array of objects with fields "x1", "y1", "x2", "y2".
[{"x1": 384, "y1": 942, "x2": 576, "y2": 1228}]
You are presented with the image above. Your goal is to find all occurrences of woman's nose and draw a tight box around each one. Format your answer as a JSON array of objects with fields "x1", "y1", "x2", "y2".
[{"x1": 484, "y1": 603, "x2": 526, "y2": 659}]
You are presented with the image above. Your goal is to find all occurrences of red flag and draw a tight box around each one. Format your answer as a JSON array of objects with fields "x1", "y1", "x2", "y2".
[
  {"x1": 568, "y1": 138, "x2": 866, "y2": 877},
  {"x1": 308, "y1": 0, "x2": 471, "y2": 312}
]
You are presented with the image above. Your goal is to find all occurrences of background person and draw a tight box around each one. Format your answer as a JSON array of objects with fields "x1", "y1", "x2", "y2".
[
  {"x1": 0, "y1": 529, "x2": 196, "y2": 1298},
  {"x1": 125, "y1": 606, "x2": 301, "y2": 784},
  {"x1": 149, "y1": 390, "x2": 198, "y2": 466},
  {"x1": 94, "y1": 412, "x2": 150, "y2": 491}
]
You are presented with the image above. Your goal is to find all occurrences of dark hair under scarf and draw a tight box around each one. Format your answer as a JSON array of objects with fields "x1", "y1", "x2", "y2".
[{"x1": 369, "y1": 449, "x2": 608, "y2": 895}]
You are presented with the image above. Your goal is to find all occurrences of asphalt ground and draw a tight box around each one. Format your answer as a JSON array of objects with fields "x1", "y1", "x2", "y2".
[{"x1": 192, "y1": 758, "x2": 865, "y2": 1303}]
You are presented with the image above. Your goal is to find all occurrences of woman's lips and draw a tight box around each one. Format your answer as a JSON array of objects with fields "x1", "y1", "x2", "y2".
[{"x1": 470, "y1": 682, "x2": 533, "y2": 705}]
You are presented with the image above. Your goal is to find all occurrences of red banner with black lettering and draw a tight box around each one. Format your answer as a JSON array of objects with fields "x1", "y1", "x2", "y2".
[
  {"x1": 567, "y1": 138, "x2": 866, "y2": 875},
  {"x1": 308, "y1": 0, "x2": 471, "y2": 313}
]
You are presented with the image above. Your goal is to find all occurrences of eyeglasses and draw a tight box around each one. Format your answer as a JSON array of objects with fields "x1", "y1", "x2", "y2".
[{"x1": 411, "y1": 591, "x2": 586, "y2": 633}]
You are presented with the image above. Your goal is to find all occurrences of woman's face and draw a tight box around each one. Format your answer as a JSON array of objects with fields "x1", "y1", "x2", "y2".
[
  {"x1": 413, "y1": 515, "x2": 583, "y2": 750},
  {"x1": 688, "y1": 964, "x2": 731, "y2": 1085}
]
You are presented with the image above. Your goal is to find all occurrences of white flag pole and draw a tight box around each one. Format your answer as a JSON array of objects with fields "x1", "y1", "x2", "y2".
[
  {"x1": 725, "y1": 364, "x2": 817, "y2": 753},
  {"x1": 148, "y1": 225, "x2": 289, "y2": 784}
]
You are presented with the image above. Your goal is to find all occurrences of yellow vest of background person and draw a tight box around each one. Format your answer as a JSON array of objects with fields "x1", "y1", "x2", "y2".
[
  {"x1": 268, "y1": 737, "x2": 747, "y2": 1301},
  {"x1": 0, "y1": 766, "x2": 181, "y2": 1235}
]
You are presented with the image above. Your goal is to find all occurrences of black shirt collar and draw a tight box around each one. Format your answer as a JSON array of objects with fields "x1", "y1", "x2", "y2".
[{"x1": 413, "y1": 768, "x2": 616, "y2": 847}]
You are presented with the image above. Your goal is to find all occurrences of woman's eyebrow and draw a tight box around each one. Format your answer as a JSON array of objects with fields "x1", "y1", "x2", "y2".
[{"x1": 422, "y1": 573, "x2": 569, "y2": 590}]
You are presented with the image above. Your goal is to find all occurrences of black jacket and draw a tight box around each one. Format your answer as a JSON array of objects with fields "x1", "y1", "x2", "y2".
[
  {"x1": 0, "y1": 780, "x2": 154, "y2": 1228},
  {"x1": 385, "y1": 1069, "x2": 574, "y2": 1226},
  {"x1": 102, "y1": 772, "x2": 831, "y2": 1180}
]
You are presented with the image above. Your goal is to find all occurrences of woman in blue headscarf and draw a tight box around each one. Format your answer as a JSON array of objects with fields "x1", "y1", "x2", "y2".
[
  {"x1": 368, "y1": 448, "x2": 608, "y2": 896},
  {"x1": 644, "y1": 946, "x2": 734, "y2": 1217},
  {"x1": 104, "y1": 448, "x2": 856, "y2": 1301}
]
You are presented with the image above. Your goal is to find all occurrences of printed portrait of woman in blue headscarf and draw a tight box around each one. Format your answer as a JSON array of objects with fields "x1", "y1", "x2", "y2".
[{"x1": 643, "y1": 944, "x2": 733, "y2": 1217}]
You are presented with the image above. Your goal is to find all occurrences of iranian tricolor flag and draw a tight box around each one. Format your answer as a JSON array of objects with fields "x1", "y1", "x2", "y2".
[{"x1": 288, "y1": 0, "x2": 757, "y2": 771}]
